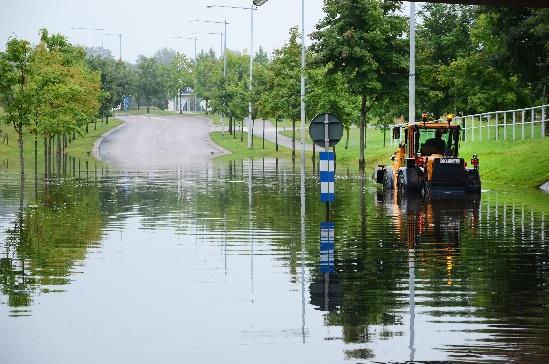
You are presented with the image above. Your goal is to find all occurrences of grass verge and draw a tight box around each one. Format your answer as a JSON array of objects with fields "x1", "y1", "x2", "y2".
[
  {"x1": 254, "y1": 123, "x2": 549, "y2": 189},
  {"x1": 0, "y1": 119, "x2": 122, "y2": 172},
  {"x1": 210, "y1": 131, "x2": 297, "y2": 161}
]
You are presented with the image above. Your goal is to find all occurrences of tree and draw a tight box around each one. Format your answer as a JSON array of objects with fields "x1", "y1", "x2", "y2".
[
  {"x1": 32, "y1": 29, "x2": 101, "y2": 174},
  {"x1": 477, "y1": 7, "x2": 549, "y2": 102},
  {"x1": 136, "y1": 56, "x2": 161, "y2": 113},
  {"x1": 194, "y1": 50, "x2": 221, "y2": 115},
  {"x1": 311, "y1": 0, "x2": 408, "y2": 167},
  {"x1": 416, "y1": 3, "x2": 475, "y2": 117},
  {"x1": 306, "y1": 62, "x2": 361, "y2": 150},
  {"x1": 210, "y1": 51, "x2": 249, "y2": 139},
  {"x1": 269, "y1": 27, "x2": 301, "y2": 158},
  {"x1": 0, "y1": 38, "x2": 34, "y2": 185},
  {"x1": 153, "y1": 47, "x2": 178, "y2": 67},
  {"x1": 169, "y1": 53, "x2": 194, "y2": 113},
  {"x1": 87, "y1": 51, "x2": 134, "y2": 122}
]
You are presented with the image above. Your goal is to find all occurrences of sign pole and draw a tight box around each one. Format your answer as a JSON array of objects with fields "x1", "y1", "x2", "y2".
[
  {"x1": 310, "y1": 113, "x2": 341, "y2": 217},
  {"x1": 324, "y1": 114, "x2": 329, "y2": 220}
]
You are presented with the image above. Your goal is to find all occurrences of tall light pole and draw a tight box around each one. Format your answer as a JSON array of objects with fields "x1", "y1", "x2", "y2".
[
  {"x1": 207, "y1": 2, "x2": 268, "y2": 149},
  {"x1": 173, "y1": 35, "x2": 198, "y2": 112},
  {"x1": 104, "y1": 33, "x2": 122, "y2": 60},
  {"x1": 190, "y1": 19, "x2": 229, "y2": 134},
  {"x1": 300, "y1": 0, "x2": 306, "y2": 160},
  {"x1": 71, "y1": 27, "x2": 105, "y2": 48},
  {"x1": 409, "y1": 2, "x2": 416, "y2": 123}
]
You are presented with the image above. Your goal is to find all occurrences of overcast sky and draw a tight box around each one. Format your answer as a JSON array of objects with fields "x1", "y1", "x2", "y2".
[{"x1": 1, "y1": 0, "x2": 332, "y2": 63}]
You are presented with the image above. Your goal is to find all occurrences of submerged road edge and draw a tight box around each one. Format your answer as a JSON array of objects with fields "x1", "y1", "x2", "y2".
[{"x1": 92, "y1": 121, "x2": 127, "y2": 162}]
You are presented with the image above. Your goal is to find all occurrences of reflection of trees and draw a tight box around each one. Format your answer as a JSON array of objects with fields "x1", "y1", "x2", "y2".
[
  {"x1": 1, "y1": 159, "x2": 547, "y2": 360},
  {"x1": 1, "y1": 179, "x2": 105, "y2": 311}
]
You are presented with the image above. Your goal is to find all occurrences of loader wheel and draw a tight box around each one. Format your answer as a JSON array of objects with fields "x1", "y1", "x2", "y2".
[
  {"x1": 465, "y1": 169, "x2": 481, "y2": 192},
  {"x1": 398, "y1": 168, "x2": 419, "y2": 192},
  {"x1": 383, "y1": 167, "x2": 394, "y2": 190}
]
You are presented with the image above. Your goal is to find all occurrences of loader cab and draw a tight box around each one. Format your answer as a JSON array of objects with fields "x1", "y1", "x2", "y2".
[{"x1": 402, "y1": 123, "x2": 461, "y2": 159}]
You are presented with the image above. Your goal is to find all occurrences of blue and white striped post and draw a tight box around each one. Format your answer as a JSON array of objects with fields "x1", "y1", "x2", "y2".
[
  {"x1": 319, "y1": 151, "x2": 335, "y2": 202},
  {"x1": 320, "y1": 221, "x2": 335, "y2": 273}
]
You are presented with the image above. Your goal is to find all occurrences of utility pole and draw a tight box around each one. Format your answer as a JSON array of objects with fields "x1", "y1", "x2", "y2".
[
  {"x1": 409, "y1": 2, "x2": 416, "y2": 124},
  {"x1": 300, "y1": 0, "x2": 306, "y2": 159},
  {"x1": 105, "y1": 33, "x2": 123, "y2": 60}
]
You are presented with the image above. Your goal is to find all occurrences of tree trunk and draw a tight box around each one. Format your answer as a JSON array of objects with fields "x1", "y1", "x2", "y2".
[
  {"x1": 345, "y1": 127, "x2": 350, "y2": 149},
  {"x1": 43, "y1": 137, "x2": 47, "y2": 177},
  {"x1": 251, "y1": 119, "x2": 255, "y2": 147},
  {"x1": 291, "y1": 120, "x2": 296, "y2": 159},
  {"x1": 359, "y1": 94, "x2": 367, "y2": 169},
  {"x1": 383, "y1": 127, "x2": 386, "y2": 147},
  {"x1": 240, "y1": 119, "x2": 243, "y2": 142},
  {"x1": 34, "y1": 136, "x2": 37, "y2": 182},
  {"x1": 17, "y1": 127, "x2": 24, "y2": 186},
  {"x1": 262, "y1": 119, "x2": 265, "y2": 149},
  {"x1": 275, "y1": 119, "x2": 278, "y2": 151},
  {"x1": 57, "y1": 134, "x2": 61, "y2": 176}
]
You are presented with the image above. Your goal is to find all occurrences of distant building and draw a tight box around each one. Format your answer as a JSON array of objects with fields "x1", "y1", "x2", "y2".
[{"x1": 168, "y1": 87, "x2": 201, "y2": 112}]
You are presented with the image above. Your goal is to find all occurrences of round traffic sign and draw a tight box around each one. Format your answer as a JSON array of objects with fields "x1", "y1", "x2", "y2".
[{"x1": 308, "y1": 113, "x2": 343, "y2": 148}]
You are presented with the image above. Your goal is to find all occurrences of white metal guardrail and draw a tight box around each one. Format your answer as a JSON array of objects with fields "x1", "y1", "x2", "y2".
[{"x1": 390, "y1": 104, "x2": 547, "y2": 145}]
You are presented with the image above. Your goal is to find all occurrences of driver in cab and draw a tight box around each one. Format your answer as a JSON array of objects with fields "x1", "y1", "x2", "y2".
[{"x1": 421, "y1": 130, "x2": 446, "y2": 156}]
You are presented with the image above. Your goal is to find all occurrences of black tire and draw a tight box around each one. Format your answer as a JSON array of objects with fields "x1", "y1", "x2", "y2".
[
  {"x1": 398, "y1": 168, "x2": 419, "y2": 192},
  {"x1": 465, "y1": 169, "x2": 481, "y2": 192},
  {"x1": 383, "y1": 167, "x2": 394, "y2": 190}
]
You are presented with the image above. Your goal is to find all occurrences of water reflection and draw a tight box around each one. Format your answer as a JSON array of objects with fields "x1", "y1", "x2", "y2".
[{"x1": 0, "y1": 161, "x2": 547, "y2": 362}]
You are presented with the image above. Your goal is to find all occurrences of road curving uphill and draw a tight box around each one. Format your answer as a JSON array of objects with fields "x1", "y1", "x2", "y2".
[{"x1": 96, "y1": 114, "x2": 227, "y2": 171}]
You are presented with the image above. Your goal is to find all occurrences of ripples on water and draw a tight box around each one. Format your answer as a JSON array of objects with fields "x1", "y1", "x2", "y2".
[{"x1": 0, "y1": 159, "x2": 548, "y2": 363}]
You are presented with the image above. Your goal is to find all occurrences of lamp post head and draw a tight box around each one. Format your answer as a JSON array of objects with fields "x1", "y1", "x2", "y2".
[{"x1": 253, "y1": 0, "x2": 269, "y2": 5}]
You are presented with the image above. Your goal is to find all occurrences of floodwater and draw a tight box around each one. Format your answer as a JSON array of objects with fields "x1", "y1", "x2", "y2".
[{"x1": 0, "y1": 159, "x2": 548, "y2": 363}]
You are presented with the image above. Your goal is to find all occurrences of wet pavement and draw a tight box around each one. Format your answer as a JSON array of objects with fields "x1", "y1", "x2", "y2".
[{"x1": 0, "y1": 159, "x2": 548, "y2": 363}]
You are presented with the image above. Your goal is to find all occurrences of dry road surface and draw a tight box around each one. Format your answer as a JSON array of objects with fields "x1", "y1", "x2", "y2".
[{"x1": 97, "y1": 114, "x2": 226, "y2": 170}]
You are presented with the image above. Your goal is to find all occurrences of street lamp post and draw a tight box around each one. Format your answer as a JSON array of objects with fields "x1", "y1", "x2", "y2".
[
  {"x1": 173, "y1": 35, "x2": 198, "y2": 112},
  {"x1": 207, "y1": 2, "x2": 268, "y2": 149},
  {"x1": 190, "y1": 19, "x2": 229, "y2": 134},
  {"x1": 105, "y1": 33, "x2": 123, "y2": 60},
  {"x1": 71, "y1": 27, "x2": 105, "y2": 48},
  {"x1": 409, "y1": 2, "x2": 416, "y2": 124},
  {"x1": 300, "y1": 0, "x2": 306, "y2": 161}
]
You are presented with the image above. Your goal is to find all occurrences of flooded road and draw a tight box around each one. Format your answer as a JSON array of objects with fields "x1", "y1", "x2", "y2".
[{"x1": 0, "y1": 160, "x2": 548, "y2": 363}]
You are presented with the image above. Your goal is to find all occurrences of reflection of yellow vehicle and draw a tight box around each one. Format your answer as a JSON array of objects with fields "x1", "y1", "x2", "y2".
[
  {"x1": 377, "y1": 191, "x2": 480, "y2": 284},
  {"x1": 375, "y1": 115, "x2": 481, "y2": 194}
]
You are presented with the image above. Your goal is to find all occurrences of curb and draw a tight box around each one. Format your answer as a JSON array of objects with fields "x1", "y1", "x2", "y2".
[{"x1": 92, "y1": 121, "x2": 127, "y2": 162}]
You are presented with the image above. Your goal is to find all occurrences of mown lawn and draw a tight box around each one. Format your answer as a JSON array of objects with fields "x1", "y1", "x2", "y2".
[
  {"x1": 210, "y1": 131, "x2": 297, "y2": 161},
  {"x1": 216, "y1": 117, "x2": 548, "y2": 188},
  {"x1": 0, "y1": 119, "x2": 122, "y2": 172}
]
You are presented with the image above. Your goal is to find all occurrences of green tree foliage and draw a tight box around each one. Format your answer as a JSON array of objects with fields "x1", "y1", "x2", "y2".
[
  {"x1": 267, "y1": 27, "x2": 301, "y2": 157},
  {"x1": 136, "y1": 56, "x2": 161, "y2": 113},
  {"x1": 306, "y1": 62, "x2": 361, "y2": 149},
  {"x1": 311, "y1": 0, "x2": 408, "y2": 167},
  {"x1": 0, "y1": 30, "x2": 102, "y2": 181},
  {"x1": 416, "y1": 4, "x2": 475, "y2": 117},
  {"x1": 416, "y1": 4, "x2": 547, "y2": 115},
  {"x1": 86, "y1": 54, "x2": 133, "y2": 121},
  {"x1": 194, "y1": 49, "x2": 221, "y2": 115},
  {"x1": 0, "y1": 38, "x2": 35, "y2": 182}
]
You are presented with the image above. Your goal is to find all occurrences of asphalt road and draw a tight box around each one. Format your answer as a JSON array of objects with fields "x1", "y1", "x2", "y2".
[{"x1": 97, "y1": 114, "x2": 226, "y2": 170}]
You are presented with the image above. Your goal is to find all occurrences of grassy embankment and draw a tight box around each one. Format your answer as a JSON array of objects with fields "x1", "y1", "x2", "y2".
[
  {"x1": 0, "y1": 117, "x2": 122, "y2": 172},
  {"x1": 281, "y1": 126, "x2": 549, "y2": 188},
  {"x1": 204, "y1": 110, "x2": 548, "y2": 188}
]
